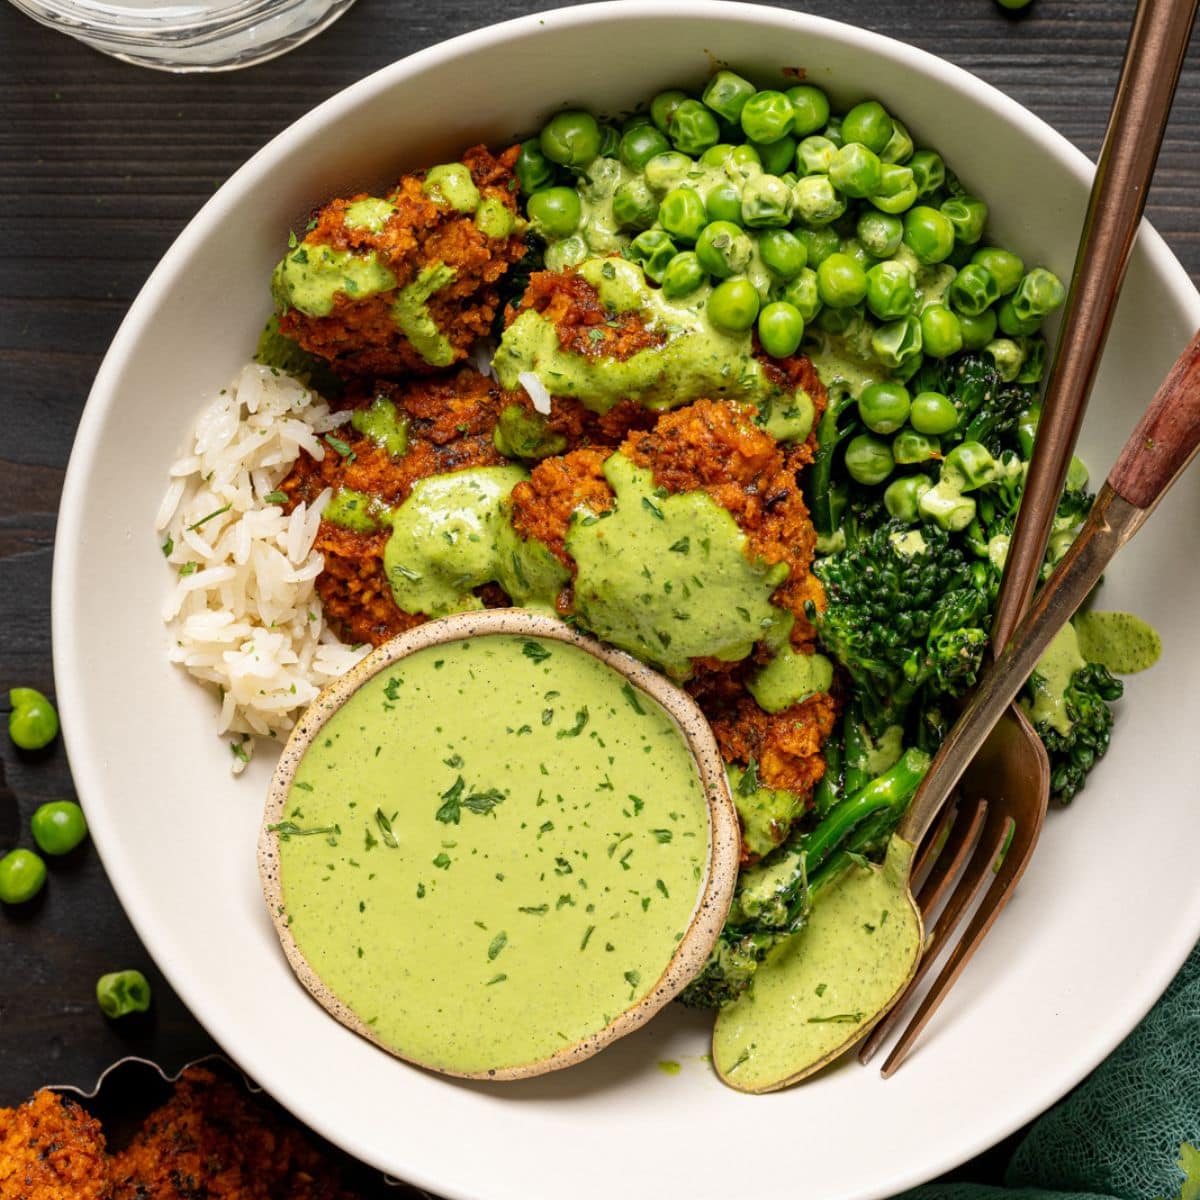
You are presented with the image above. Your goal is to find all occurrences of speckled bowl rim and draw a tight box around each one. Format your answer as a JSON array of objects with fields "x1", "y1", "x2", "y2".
[{"x1": 259, "y1": 608, "x2": 740, "y2": 1082}]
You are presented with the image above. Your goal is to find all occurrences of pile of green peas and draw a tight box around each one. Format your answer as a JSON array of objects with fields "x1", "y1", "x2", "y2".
[{"x1": 514, "y1": 72, "x2": 1064, "y2": 376}]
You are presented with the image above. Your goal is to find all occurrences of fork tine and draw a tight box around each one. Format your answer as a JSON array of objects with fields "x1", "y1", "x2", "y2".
[
  {"x1": 877, "y1": 707, "x2": 1050, "y2": 1076},
  {"x1": 858, "y1": 798, "x2": 989, "y2": 1065},
  {"x1": 910, "y1": 799, "x2": 960, "y2": 896}
]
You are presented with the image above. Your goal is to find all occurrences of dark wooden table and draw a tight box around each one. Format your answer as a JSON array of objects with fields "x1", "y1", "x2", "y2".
[{"x1": 1, "y1": 0, "x2": 1197, "y2": 1182}]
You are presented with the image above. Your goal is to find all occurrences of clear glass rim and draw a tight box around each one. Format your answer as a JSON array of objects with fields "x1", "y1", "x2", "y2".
[{"x1": 7, "y1": 0, "x2": 358, "y2": 71}]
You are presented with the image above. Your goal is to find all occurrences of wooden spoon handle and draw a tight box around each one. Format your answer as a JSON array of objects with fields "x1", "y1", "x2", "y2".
[{"x1": 1108, "y1": 328, "x2": 1200, "y2": 511}]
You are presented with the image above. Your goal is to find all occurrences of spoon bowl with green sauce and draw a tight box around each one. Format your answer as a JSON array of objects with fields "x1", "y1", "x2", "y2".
[{"x1": 259, "y1": 609, "x2": 740, "y2": 1081}]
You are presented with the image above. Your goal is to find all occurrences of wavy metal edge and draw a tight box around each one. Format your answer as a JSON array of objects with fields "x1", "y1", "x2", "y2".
[{"x1": 46, "y1": 1053, "x2": 428, "y2": 1195}]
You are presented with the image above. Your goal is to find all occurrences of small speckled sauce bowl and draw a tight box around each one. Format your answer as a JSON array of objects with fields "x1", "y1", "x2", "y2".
[{"x1": 259, "y1": 609, "x2": 739, "y2": 1081}]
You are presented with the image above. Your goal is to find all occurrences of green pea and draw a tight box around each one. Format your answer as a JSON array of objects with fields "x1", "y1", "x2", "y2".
[
  {"x1": 31, "y1": 800, "x2": 88, "y2": 856},
  {"x1": 661, "y1": 251, "x2": 707, "y2": 299},
  {"x1": 740, "y1": 90, "x2": 795, "y2": 144},
  {"x1": 880, "y1": 117, "x2": 914, "y2": 164},
  {"x1": 651, "y1": 89, "x2": 690, "y2": 134},
  {"x1": 857, "y1": 381, "x2": 911, "y2": 434},
  {"x1": 841, "y1": 100, "x2": 894, "y2": 154},
  {"x1": 1017, "y1": 404, "x2": 1041, "y2": 458},
  {"x1": 884, "y1": 474, "x2": 932, "y2": 520},
  {"x1": 741, "y1": 174, "x2": 794, "y2": 227},
  {"x1": 822, "y1": 117, "x2": 844, "y2": 148},
  {"x1": 920, "y1": 304, "x2": 964, "y2": 358},
  {"x1": 612, "y1": 179, "x2": 659, "y2": 230},
  {"x1": 908, "y1": 149, "x2": 945, "y2": 196},
  {"x1": 669, "y1": 100, "x2": 720, "y2": 155},
  {"x1": 543, "y1": 234, "x2": 588, "y2": 272},
  {"x1": 97, "y1": 969, "x2": 152, "y2": 1019},
  {"x1": 829, "y1": 142, "x2": 882, "y2": 199},
  {"x1": 627, "y1": 229, "x2": 678, "y2": 283},
  {"x1": 796, "y1": 135, "x2": 837, "y2": 175},
  {"x1": 839, "y1": 239, "x2": 873, "y2": 269},
  {"x1": 750, "y1": 134, "x2": 797, "y2": 176},
  {"x1": 0, "y1": 849, "x2": 46, "y2": 905},
  {"x1": 695, "y1": 220, "x2": 753, "y2": 278},
  {"x1": 792, "y1": 175, "x2": 845, "y2": 226},
  {"x1": 971, "y1": 246, "x2": 1025, "y2": 294},
  {"x1": 871, "y1": 315, "x2": 923, "y2": 370},
  {"x1": 1017, "y1": 335, "x2": 1048, "y2": 383},
  {"x1": 758, "y1": 228, "x2": 807, "y2": 278},
  {"x1": 644, "y1": 151, "x2": 695, "y2": 194},
  {"x1": 540, "y1": 110, "x2": 602, "y2": 168},
  {"x1": 658, "y1": 187, "x2": 708, "y2": 243},
  {"x1": 786, "y1": 85, "x2": 831, "y2": 136},
  {"x1": 986, "y1": 337, "x2": 1026, "y2": 382},
  {"x1": 891, "y1": 351, "x2": 926, "y2": 385},
  {"x1": 857, "y1": 211, "x2": 904, "y2": 259},
  {"x1": 942, "y1": 195, "x2": 988, "y2": 245},
  {"x1": 515, "y1": 140, "x2": 555, "y2": 195},
  {"x1": 704, "y1": 181, "x2": 744, "y2": 226},
  {"x1": 781, "y1": 268, "x2": 821, "y2": 321},
  {"x1": 622, "y1": 113, "x2": 654, "y2": 132},
  {"x1": 817, "y1": 253, "x2": 868, "y2": 309},
  {"x1": 812, "y1": 306, "x2": 854, "y2": 336},
  {"x1": 865, "y1": 259, "x2": 917, "y2": 320},
  {"x1": 702, "y1": 70, "x2": 757, "y2": 123},
  {"x1": 944, "y1": 441, "x2": 997, "y2": 490},
  {"x1": 996, "y1": 0, "x2": 1034, "y2": 9},
  {"x1": 893, "y1": 431, "x2": 942, "y2": 466},
  {"x1": 9, "y1": 687, "x2": 59, "y2": 751},
  {"x1": 795, "y1": 226, "x2": 840, "y2": 268},
  {"x1": 909, "y1": 390, "x2": 959, "y2": 436},
  {"x1": 844, "y1": 433, "x2": 895, "y2": 485},
  {"x1": 708, "y1": 277, "x2": 761, "y2": 332},
  {"x1": 725, "y1": 144, "x2": 763, "y2": 176},
  {"x1": 959, "y1": 307, "x2": 998, "y2": 350},
  {"x1": 949, "y1": 263, "x2": 1000, "y2": 316},
  {"x1": 526, "y1": 187, "x2": 581, "y2": 238},
  {"x1": 1012, "y1": 267, "x2": 1066, "y2": 320},
  {"x1": 902, "y1": 206, "x2": 956, "y2": 264},
  {"x1": 997, "y1": 296, "x2": 1041, "y2": 337},
  {"x1": 757, "y1": 301, "x2": 805, "y2": 357},
  {"x1": 869, "y1": 163, "x2": 918, "y2": 214},
  {"x1": 597, "y1": 124, "x2": 620, "y2": 159},
  {"x1": 620, "y1": 124, "x2": 671, "y2": 171},
  {"x1": 700, "y1": 143, "x2": 736, "y2": 168}
]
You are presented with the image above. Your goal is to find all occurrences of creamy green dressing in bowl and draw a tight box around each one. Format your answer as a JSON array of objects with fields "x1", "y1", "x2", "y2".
[{"x1": 259, "y1": 609, "x2": 739, "y2": 1081}]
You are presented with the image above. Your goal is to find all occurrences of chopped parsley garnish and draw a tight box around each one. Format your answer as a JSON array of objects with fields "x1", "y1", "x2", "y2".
[
  {"x1": 651, "y1": 829, "x2": 673, "y2": 844},
  {"x1": 160, "y1": 535, "x2": 173, "y2": 557},
  {"x1": 486, "y1": 974, "x2": 507, "y2": 986},
  {"x1": 487, "y1": 931, "x2": 508, "y2": 960},
  {"x1": 267, "y1": 820, "x2": 339, "y2": 843},
  {"x1": 623, "y1": 969, "x2": 641, "y2": 995},
  {"x1": 580, "y1": 924, "x2": 596, "y2": 951},
  {"x1": 186, "y1": 503, "x2": 232, "y2": 532},
  {"x1": 807, "y1": 1012, "x2": 864, "y2": 1024},
  {"x1": 736, "y1": 757, "x2": 762, "y2": 796},
  {"x1": 230, "y1": 739, "x2": 249, "y2": 764},
  {"x1": 179, "y1": 562, "x2": 199, "y2": 577},
  {"x1": 668, "y1": 536, "x2": 690, "y2": 554},
  {"x1": 383, "y1": 677, "x2": 402, "y2": 701},
  {"x1": 620, "y1": 684, "x2": 645, "y2": 715},
  {"x1": 641, "y1": 496, "x2": 664, "y2": 520},
  {"x1": 556, "y1": 707, "x2": 589, "y2": 738},
  {"x1": 374, "y1": 807, "x2": 398, "y2": 848},
  {"x1": 518, "y1": 904, "x2": 549, "y2": 915},
  {"x1": 437, "y1": 776, "x2": 505, "y2": 824},
  {"x1": 324, "y1": 434, "x2": 355, "y2": 459},
  {"x1": 521, "y1": 639, "x2": 552, "y2": 663},
  {"x1": 264, "y1": 490, "x2": 288, "y2": 505},
  {"x1": 433, "y1": 852, "x2": 451, "y2": 870}
]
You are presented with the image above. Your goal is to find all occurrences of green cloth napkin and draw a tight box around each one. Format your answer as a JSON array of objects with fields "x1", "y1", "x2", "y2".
[{"x1": 903, "y1": 938, "x2": 1200, "y2": 1200}]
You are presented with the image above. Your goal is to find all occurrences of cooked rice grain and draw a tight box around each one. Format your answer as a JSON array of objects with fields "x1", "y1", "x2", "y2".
[{"x1": 158, "y1": 363, "x2": 369, "y2": 772}]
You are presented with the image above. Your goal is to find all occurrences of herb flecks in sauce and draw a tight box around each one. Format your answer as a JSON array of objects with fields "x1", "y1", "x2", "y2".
[{"x1": 274, "y1": 635, "x2": 710, "y2": 1076}]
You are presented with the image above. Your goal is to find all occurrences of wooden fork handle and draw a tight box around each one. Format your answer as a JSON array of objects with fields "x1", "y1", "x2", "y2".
[{"x1": 1107, "y1": 327, "x2": 1200, "y2": 512}]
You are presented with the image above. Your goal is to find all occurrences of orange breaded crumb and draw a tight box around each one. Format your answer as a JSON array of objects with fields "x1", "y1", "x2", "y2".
[
  {"x1": 0, "y1": 1090, "x2": 110, "y2": 1200},
  {"x1": 109, "y1": 1068, "x2": 357, "y2": 1200},
  {"x1": 509, "y1": 448, "x2": 614, "y2": 570},
  {"x1": 279, "y1": 144, "x2": 527, "y2": 378}
]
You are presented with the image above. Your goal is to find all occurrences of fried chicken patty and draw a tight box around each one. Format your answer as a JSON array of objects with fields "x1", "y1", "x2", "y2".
[
  {"x1": 0, "y1": 1090, "x2": 109, "y2": 1200},
  {"x1": 277, "y1": 144, "x2": 526, "y2": 378}
]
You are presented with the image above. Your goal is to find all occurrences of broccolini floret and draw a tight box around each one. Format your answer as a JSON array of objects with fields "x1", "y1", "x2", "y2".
[
  {"x1": 808, "y1": 522, "x2": 991, "y2": 735},
  {"x1": 1028, "y1": 661, "x2": 1124, "y2": 803}
]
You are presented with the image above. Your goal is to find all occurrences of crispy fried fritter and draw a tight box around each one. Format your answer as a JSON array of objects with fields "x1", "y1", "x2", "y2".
[
  {"x1": 109, "y1": 1068, "x2": 357, "y2": 1200},
  {"x1": 514, "y1": 269, "x2": 665, "y2": 361},
  {"x1": 621, "y1": 399, "x2": 824, "y2": 646},
  {"x1": 508, "y1": 448, "x2": 614, "y2": 570},
  {"x1": 0, "y1": 1090, "x2": 110, "y2": 1200},
  {"x1": 278, "y1": 145, "x2": 526, "y2": 378},
  {"x1": 281, "y1": 368, "x2": 510, "y2": 647}
]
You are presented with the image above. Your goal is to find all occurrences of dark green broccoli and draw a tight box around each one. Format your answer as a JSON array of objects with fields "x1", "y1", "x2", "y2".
[
  {"x1": 808, "y1": 522, "x2": 991, "y2": 735},
  {"x1": 1027, "y1": 661, "x2": 1124, "y2": 803},
  {"x1": 808, "y1": 388, "x2": 859, "y2": 538}
]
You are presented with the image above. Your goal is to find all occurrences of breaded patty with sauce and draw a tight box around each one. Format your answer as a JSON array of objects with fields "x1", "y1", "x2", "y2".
[{"x1": 274, "y1": 145, "x2": 527, "y2": 378}]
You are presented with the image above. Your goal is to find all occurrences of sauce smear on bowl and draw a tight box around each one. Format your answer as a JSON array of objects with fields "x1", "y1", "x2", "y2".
[{"x1": 263, "y1": 630, "x2": 724, "y2": 1078}]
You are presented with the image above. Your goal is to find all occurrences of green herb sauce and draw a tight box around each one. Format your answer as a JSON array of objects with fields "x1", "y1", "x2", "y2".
[
  {"x1": 271, "y1": 245, "x2": 397, "y2": 317},
  {"x1": 566, "y1": 452, "x2": 793, "y2": 679},
  {"x1": 344, "y1": 197, "x2": 397, "y2": 233},
  {"x1": 325, "y1": 487, "x2": 383, "y2": 533},
  {"x1": 1073, "y1": 610, "x2": 1162, "y2": 674},
  {"x1": 391, "y1": 263, "x2": 458, "y2": 367},
  {"x1": 275, "y1": 634, "x2": 711, "y2": 1076},
  {"x1": 1025, "y1": 622, "x2": 1087, "y2": 735},
  {"x1": 351, "y1": 395, "x2": 408, "y2": 458},
  {"x1": 747, "y1": 646, "x2": 833, "y2": 713}
]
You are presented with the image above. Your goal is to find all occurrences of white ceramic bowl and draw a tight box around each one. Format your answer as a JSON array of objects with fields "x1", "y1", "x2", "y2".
[{"x1": 53, "y1": 5, "x2": 1200, "y2": 1199}]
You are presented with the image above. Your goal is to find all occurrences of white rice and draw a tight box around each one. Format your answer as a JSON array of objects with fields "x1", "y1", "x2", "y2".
[
  {"x1": 518, "y1": 370, "x2": 552, "y2": 414},
  {"x1": 158, "y1": 363, "x2": 370, "y2": 773}
]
